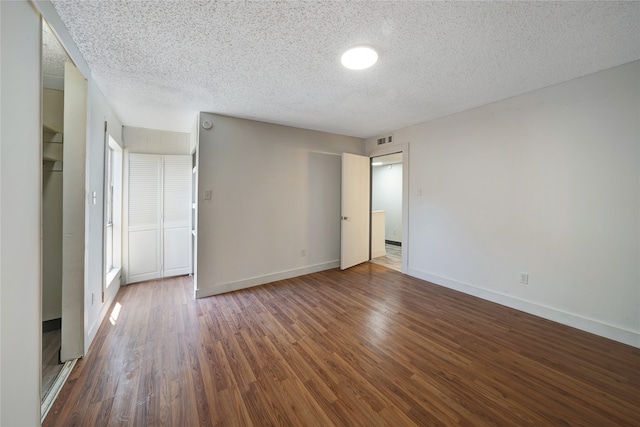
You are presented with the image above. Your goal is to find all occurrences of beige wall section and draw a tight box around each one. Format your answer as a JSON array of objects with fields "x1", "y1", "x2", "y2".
[
  {"x1": 123, "y1": 125, "x2": 191, "y2": 155},
  {"x1": 366, "y1": 61, "x2": 640, "y2": 348},
  {"x1": 42, "y1": 88, "x2": 64, "y2": 322},
  {"x1": 84, "y1": 81, "x2": 124, "y2": 353},
  {"x1": 196, "y1": 113, "x2": 364, "y2": 297},
  {"x1": 0, "y1": 1, "x2": 42, "y2": 425},
  {"x1": 43, "y1": 168, "x2": 63, "y2": 321},
  {"x1": 43, "y1": 88, "x2": 64, "y2": 132}
]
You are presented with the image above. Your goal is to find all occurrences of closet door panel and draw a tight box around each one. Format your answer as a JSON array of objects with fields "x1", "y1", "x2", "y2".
[
  {"x1": 162, "y1": 155, "x2": 192, "y2": 277},
  {"x1": 127, "y1": 154, "x2": 162, "y2": 283},
  {"x1": 128, "y1": 230, "x2": 160, "y2": 280},
  {"x1": 163, "y1": 227, "x2": 191, "y2": 276},
  {"x1": 163, "y1": 155, "x2": 192, "y2": 229}
]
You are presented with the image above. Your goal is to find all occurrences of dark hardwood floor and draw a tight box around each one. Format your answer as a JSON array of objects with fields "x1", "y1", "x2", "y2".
[{"x1": 44, "y1": 264, "x2": 640, "y2": 426}]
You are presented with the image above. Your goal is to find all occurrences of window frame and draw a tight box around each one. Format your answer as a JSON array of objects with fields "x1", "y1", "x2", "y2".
[{"x1": 103, "y1": 129, "x2": 123, "y2": 291}]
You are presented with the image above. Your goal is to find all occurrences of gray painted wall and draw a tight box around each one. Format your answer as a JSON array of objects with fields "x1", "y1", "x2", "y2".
[
  {"x1": 366, "y1": 61, "x2": 640, "y2": 347},
  {"x1": 196, "y1": 113, "x2": 364, "y2": 297}
]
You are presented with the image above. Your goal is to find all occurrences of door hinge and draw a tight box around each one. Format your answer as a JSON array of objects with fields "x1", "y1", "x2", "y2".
[{"x1": 104, "y1": 121, "x2": 108, "y2": 132}]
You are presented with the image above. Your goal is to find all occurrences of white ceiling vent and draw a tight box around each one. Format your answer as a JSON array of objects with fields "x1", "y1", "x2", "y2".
[{"x1": 376, "y1": 135, "x2": 394, "y2": 145}]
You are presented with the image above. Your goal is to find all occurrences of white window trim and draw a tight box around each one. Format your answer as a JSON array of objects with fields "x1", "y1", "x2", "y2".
[{"x1": 104, "y1": 132, "x2": 123, "y2": 289}]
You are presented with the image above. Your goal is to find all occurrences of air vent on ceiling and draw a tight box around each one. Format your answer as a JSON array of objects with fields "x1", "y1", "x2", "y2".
[{"x1": 376, "y1": 135, "x2": 394, "y2": 145}]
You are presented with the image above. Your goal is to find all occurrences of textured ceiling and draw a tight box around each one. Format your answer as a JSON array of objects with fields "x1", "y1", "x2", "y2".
[{"x1": 51, "y1": 1, "x2": 640, "y2": 138}]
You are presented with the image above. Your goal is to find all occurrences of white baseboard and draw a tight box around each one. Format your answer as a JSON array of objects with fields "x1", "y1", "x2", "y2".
[
  {"x1": 407, "y1": 267, "x2": 640, "y2": 349},
  {"x1": 86, "y1": 268, "x2": 122, "y2": 352},
  {"x1": 196, "y1": 260, "x2": 340, "y2": 298}
]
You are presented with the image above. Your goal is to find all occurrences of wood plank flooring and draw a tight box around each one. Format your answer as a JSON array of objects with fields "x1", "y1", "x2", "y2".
[{"x1": 44, "y1": 264, "x2": 640, "y2": 426}]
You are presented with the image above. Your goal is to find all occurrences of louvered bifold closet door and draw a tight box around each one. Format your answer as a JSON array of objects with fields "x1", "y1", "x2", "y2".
[
  {"x1": 162, "y1": 155, "x2": 192, "y2": 277},
  {"x1": 127, "y1": 154, "x2": 162, "y2": 283}
]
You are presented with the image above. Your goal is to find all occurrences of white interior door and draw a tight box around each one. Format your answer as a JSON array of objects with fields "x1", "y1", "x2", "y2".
[
  {"x1": 127, "y1": 154, "x2": 162, "y2": 283},
  {"x1": 341, "y1": 153, "x2": 371, "y2": 270}
]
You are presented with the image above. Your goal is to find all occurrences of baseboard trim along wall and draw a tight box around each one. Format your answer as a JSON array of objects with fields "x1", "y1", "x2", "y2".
[
  {"x1": 407, "y1": 267, "x2": 640, "y2": 349},
  {"x1": 86, "y1": 267, "x2": 122, "y2": 348},
  {"x1": 196, "y1": 260, "x2": 340, "y2": 298}
]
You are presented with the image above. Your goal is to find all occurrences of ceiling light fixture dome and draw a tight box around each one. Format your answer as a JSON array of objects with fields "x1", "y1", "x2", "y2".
[{"x1": 341, "y1": 46, "x2": 378, "y2": 70}]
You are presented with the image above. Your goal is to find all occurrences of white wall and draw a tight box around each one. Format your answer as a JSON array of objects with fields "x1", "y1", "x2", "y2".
[
  {"x1": 196, "y1": 113, "x2": 364, "y2": 297},
  {"x1": 0, "y1": 1, "x2": 42, "y2": 424},
  {"x1": 189, "y1": 118, "x2": 198, "y2": 154},
  {"x1": 372, "y1": 162, "x2": 403, "y2": 243},
  {"x1": 0, "y1": 2, "x2": 125, "y2": 422},
  {"x1": 84, "y1": 79, "x2": 124, "y2": 353},
  {"x1": 35, "y1": 0, "x2": 126, "y2": 359},
  {"x1": 123, "y1": 126, "x2": 191, "y2": 155},
  {"x1": 366, "y1": 61, "x2": 640, "y2": 347},
  {"x1": 42, "y1": 89, "x2": 64, "y2": 322}
]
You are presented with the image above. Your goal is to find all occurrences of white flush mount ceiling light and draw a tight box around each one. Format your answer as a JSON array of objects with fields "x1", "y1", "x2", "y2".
[{"x1": 341, "y1": 46, "x2": 378, "y2": 70}]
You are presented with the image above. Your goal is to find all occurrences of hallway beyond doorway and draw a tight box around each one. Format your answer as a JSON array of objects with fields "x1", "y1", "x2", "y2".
[{"x1": 370, "y1": 243, "x2": 401, "y2": 271}]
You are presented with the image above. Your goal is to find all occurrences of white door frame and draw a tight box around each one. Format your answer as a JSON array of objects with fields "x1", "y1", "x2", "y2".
[{"x1": 368, "y1": 143, "x2": 409, "y2": 274}]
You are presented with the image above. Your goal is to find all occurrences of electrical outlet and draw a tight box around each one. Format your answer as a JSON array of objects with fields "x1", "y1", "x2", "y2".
[
  {"x1": 520, "y1": 273, "x2": 529, "y2": 284},
  {"x1": 300, "y1": 249, "x2": 306, "y2": 257}
]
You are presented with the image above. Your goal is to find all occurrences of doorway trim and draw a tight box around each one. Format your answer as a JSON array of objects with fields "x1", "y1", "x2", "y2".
[{"x1": 368, "y1": 142, "x2": 409, "y2": 274}]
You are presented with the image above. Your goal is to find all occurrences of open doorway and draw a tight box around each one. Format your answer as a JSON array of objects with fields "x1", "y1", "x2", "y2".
[
  {"x1": 41, "y1": 18, "x2": 87, "y2": 420},
  {"x1": 370, "y1": 152, "x2": 403, "y2": 272},
  {"x1": 41, "y1": 18, "x2": 68, "y2": 403},
  {"x1": 339, "y1": 148, "x2": 407, "y2": 272}
]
